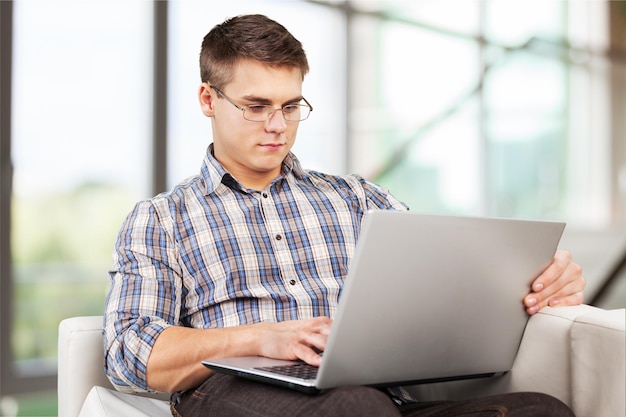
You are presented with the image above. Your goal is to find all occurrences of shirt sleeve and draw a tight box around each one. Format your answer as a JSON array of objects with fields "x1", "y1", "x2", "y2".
[
  {"x1": 353, "y1": 175, "x2": 409, "y2": 212},
  {"x1": 103, "y1": 198, "x2": 181, "y2": 393}
]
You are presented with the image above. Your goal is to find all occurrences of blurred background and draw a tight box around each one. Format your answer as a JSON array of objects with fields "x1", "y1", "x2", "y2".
[{"x1": 1, "y1": 0, "x2": 625, "y2": 415}]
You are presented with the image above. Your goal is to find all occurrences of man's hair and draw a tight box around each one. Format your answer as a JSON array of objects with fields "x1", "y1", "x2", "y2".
[{"x1": 200, "y1": 14, "x2": 309, "y2": 88}]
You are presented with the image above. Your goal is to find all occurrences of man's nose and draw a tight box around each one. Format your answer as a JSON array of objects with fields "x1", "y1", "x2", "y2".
[{"x1": 265, "y1": 108, "x2": 287, "y2": 131}]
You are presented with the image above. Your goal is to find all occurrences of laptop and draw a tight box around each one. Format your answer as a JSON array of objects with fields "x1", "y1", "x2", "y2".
[{"x1": 202, "y1": 210, "x2": 565, "y2": 394}]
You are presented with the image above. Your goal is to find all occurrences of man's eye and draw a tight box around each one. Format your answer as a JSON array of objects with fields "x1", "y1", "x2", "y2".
[
  {"x1": 247, "y1": 105, "x2": 269, "y2": 114},
  {"x1": 282, "y1": 105, "x2": 299, "y2": 114}
]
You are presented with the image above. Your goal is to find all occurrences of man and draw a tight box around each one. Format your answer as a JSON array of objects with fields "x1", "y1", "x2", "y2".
[{"x1": 104, "y1": 14, "x2": 585, "y2": 417}]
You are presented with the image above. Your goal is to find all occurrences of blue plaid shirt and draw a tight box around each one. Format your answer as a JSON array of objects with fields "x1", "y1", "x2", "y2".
[{"x1": 104, "y1": 144, "x2": 408, "y2": 392}]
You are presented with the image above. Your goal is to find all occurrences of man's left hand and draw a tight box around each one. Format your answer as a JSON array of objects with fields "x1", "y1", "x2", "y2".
[{"x1": 524, "y1": 249, "x2": 585, "y2": 315}]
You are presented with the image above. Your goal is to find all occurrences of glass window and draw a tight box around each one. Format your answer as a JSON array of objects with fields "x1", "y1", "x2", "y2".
[
  {"x1": 349, "y1": 2, "x2": 482, "y2": 214},
  {"x1": 11, "y1": 0, "x2": 152, "y2": 374},
  {"x1": 483, "y1": 1, "x2": 567, "y2": 220},
  {"x1": 347, "y1": 0, "x2": 611, "y2": 228}
]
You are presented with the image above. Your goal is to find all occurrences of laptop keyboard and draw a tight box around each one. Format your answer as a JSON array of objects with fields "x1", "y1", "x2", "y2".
[{"x1": 255, "y1": 363, "x2": 319, "y2": 380}]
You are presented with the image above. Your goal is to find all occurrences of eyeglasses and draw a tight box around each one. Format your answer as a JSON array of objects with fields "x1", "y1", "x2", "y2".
[{"x1": 211, "y1": 86, "x2": 313, "y2": 122}]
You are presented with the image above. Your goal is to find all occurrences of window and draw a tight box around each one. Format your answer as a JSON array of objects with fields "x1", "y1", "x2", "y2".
[
  {"x1": 346, "y1": 0, "x2": 618, "y2": 227},
  {"x1": 5, "y1": 0, "x2": 152, "y2": 394}
]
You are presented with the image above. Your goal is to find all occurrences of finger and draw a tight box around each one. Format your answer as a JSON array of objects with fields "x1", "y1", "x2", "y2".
[
  {"x1": 531, "y1": 250, "x2": 571, "y2": 293},
  {"x1": 527, "y1": 251, "x2": 583, "y2": 303},
  {"x1": 304, "y1": 328, "x2": 329, "y2": 352},
  {"x1": 292, "y1": 317, "x2": 332, "y2": 364},
  {"x1": 542, "y1": 273, "x2": 585, "y2": 306},
  {"x1": 293, "y1": 330, "x2": 329, "y2": 366},
  {"x1": 296, "y1": 344, "x2": 325, "y2": 366},
  {"x1": 525, "y1": 274, "x2": 585, "y2": 315},
  {"x1": 539, "y1": 260, "x2": 584, "y2": 302},
  {"x1": 547, "y1": 291, "x2": 585, "y2": 308}
]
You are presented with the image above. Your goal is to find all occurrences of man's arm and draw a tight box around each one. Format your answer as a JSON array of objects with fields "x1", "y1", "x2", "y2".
[
  {"x1": 146, "y1": 317, "x2": 332, "y2": 392},
  {"x1": 524, "y1": 249, "x2": 585, "y2": 315},
  {"x1": 104, "y1": 199, "x2": 182, "y2": 393}
]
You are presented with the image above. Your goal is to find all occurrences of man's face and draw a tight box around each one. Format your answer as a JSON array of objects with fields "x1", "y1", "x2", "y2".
[{"x1": 199, "y1": 60, "x2": 305, "y2": 190}]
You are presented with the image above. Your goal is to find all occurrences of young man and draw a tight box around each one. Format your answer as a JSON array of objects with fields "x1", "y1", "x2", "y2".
[{"x1": 104, "y1": 14, "x2": 585, "y2": 417}]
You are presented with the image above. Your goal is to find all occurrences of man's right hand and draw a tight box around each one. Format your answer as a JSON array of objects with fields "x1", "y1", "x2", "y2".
[
  {"x1": 256, "y1": 316, "x2": 332, "y2": 367},
  {"x1": 146, "y1": 316, "x2": 332, "y2": 393}
]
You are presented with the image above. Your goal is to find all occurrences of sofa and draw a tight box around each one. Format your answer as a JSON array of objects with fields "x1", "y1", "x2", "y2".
[{"x1": 58, "y1": 304, "x2": 625, "y2": 417}]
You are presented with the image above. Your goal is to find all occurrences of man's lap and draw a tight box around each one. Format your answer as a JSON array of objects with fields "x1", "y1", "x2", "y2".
[
  {"x1": 170, "y1": 374, "x2": 398, "y2": 417},
  {"x1": 170, "y1": 374, "x2": 574, "y2": 417}
]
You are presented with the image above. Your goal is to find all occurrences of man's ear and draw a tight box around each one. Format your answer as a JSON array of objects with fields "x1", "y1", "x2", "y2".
[{"x1": 198, "y1": 83, "x2": 215, "y2": 117}]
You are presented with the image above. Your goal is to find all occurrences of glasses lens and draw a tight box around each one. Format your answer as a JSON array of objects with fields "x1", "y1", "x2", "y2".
[
  {"x1": 242, "y1": 104, "x2": 311, "y2": 122},
  {"x1": 243, "y1": 105, "x2": 271, "y2": 122},
  {"x1": 285, "y1": 105, "x2": 311, "y2": 122}
]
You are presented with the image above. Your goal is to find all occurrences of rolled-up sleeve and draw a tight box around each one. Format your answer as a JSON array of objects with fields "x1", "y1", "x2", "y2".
[{"x1": 104, "y1": 199, "x2": 181, "y2": 393}]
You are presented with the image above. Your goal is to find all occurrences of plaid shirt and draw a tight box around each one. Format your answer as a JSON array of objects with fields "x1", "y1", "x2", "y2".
[{"x1": 104, "y1": 145, "x2": 408, "y2": 392}]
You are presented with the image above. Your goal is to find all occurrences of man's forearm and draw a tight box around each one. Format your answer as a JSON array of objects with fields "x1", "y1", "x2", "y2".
[{"x1": 146, "y1": 324, "x2": 262, "y2": 392}]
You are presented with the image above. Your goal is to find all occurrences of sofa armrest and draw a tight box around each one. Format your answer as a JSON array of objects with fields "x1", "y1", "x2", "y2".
[
  {"x1": 507, "y1": 305, "x2": 600, "y2": 404},
  {"x1": 571, "y1": 307, "x2": 625, "y2": 417},
  {"x1": 58, "y1": 316, "x2": 115, "y2": 417},
  {"x1": 511, "y1": 305, "x2": 625, "y2": 417},
  {"x1": 58, "y1": 316, "x2": 169, "y2": 417}
]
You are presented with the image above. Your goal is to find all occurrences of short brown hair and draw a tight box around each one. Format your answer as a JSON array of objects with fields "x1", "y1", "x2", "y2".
[{"x1": 199, "y1": 14, "x2": 310, "y2": 88}]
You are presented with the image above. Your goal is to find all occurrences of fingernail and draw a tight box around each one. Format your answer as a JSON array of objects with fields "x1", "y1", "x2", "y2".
[
  {"x1": 533, "y1": 283, "x2": 544, "y2": 292},
  {"x1": 549, "y1": 299, "x2": 560, "y2": 306},
  {"x1": 526, "y1": 297, "x2": 537, "y2": 306}
]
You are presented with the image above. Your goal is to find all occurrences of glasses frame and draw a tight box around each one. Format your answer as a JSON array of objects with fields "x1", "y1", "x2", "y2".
[{"x1": 210, "y1": 86, "x2": 313, "y2": 122}]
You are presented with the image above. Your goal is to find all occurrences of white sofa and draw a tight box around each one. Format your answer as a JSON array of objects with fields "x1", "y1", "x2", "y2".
[{"x1": 58, "y1": 305, "x2": 625, "y2": 417}]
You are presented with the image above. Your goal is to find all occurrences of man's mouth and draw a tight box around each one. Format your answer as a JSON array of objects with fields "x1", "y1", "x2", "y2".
[{"x1": 260, "y1": 143, "x2": 285, "y2": 150}]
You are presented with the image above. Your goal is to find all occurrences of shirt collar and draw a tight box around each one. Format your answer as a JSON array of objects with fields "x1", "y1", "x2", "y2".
[
  {"x1": 200, "y1": 143, "x2": 308, "y2": 195},
  {"x1": 282, "y1": 151, "x2": 308, "y2": 179}
]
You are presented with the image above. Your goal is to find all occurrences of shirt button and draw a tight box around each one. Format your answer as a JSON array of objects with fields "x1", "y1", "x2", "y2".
[
  {"x1": 289, "y1": 279, "x2": 297, "y2": 285},
  {"x1": 262, "y1": 193, "x2": 268, "y2": 198},
  {"x1": 275, "y1": 234, "x2": 282, "y2": 241}
]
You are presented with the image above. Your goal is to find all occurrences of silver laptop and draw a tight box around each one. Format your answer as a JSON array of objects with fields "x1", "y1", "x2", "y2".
[{"x1": 202, "y1": 210, "x2": 565, "y2": 394}]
